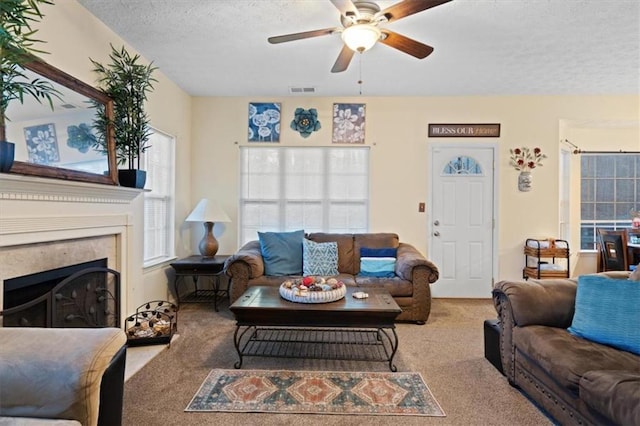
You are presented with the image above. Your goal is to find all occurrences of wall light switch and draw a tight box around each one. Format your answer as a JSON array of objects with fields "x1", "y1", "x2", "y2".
[{"x1": 419, "y1": 202, "x2": 425, "y2": 212}]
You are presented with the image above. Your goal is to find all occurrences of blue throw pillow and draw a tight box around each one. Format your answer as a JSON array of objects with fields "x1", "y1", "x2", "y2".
[
  {"x1": 360, "y1": 247, "x2": 397, "y2": 258},
  {"x1": 258, "y1": 230, "x2": 304, "y2": 276},
  {"x1": 359, "y1": 257, "x2": 396, "y2": 278},
  {"x1": 303, "y1": 239, "x2": 339, "y2": 276},
  {"x1": 568, "y1": 275, "x2": 640, "y2": 355}
]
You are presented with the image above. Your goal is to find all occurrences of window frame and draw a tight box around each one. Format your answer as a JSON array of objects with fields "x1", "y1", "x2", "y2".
[{"x1": 142, "y1": 127, "x2": 176, "y2": 268}]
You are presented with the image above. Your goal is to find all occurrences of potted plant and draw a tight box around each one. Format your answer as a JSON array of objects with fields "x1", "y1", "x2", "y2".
[
  {"x1": 90, "y1": 44, "x2": 157, "y2": 188},
  {"x1": 0, "y1": 0, "x2": 59, "y2": 172}
]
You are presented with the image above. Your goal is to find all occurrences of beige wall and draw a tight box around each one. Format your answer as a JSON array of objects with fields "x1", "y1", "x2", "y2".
[
  {"x1": 192, "y1": 96, "x2": 639, "y2": 283},
  {"x1": 31, "y1": 2, "x2": 640, "y2": 299},
  {"x1": 34, "y1": 1, "x2": 193, "y2": 306}
]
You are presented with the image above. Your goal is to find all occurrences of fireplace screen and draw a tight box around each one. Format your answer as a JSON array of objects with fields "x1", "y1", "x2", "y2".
[{"x1": 2, "y1": 262, "x2": 120, "y2": 328}]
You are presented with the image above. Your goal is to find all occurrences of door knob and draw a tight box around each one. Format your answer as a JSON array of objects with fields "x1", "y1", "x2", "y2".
[
  {"x1": 433, "y1": 220, "x2": 440, "y2": 226},
  {"x1": 434, "y1": 231, "x2": 440, "y2": 237}
]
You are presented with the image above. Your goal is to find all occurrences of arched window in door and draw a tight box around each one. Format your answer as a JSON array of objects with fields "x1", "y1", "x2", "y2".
[{"x1": 442, "y1": 156, "x2": 483, "y2": 175}]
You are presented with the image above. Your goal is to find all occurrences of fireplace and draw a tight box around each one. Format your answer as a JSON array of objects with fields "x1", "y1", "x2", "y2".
[
  {"x1": 2, "y1": 259, "x2": 120, "y2": 328},
  {"x1": 0, "y1": 174, "x2": 148, "y2": 325}
]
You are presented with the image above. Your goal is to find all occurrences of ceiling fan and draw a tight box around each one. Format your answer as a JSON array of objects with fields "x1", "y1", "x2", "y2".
[{"x1": 268, "y1": 0, "x2": 452, "y2": 73}]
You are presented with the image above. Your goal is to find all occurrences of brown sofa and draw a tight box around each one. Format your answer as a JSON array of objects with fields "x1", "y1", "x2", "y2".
[
  {"x1": 224, "y1": 232, "x2": 439, "y2": 324},
  {"x1": 492, "y1": 272, "x2": 640, "y2": 426}
]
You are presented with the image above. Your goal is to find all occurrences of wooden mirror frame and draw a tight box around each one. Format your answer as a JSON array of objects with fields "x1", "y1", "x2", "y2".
[{"x1": 8, "y1": 59, "x2": 117, "y2": 185}]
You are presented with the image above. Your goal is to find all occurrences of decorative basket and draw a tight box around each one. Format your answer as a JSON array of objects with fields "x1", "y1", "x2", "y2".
[
  {"x1": 125, "y1": 300, "x2": 178, "y2": 346},
  {"x1": 279, "y1": 283, "x2": 346, "y2": 304}
]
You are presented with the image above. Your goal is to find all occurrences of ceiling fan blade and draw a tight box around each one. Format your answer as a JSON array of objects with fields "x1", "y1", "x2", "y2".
[
  {"x1": 329, "y1": 0, "x2": 360, "y2": 19},
  {"x1": 331, "y1": 45, "x2": 355, "y2": 73},
  {"x1": 380, "y1": 30, "x2": 434, "y2": 59},
  {"x1": 268, "y1": 28, "x2": 336, "y2": 44},
  {"x1": 375, "y1": 0, "x2": 453, "y2": 23}
]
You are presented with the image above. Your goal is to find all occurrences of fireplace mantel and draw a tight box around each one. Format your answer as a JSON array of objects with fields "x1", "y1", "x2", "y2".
[
  {"x1": 0, "y1": 173, "x2": 141, "y2": 204},
  {"x1": 0, "y1": 173, "x2": 145, "y2": 325}
]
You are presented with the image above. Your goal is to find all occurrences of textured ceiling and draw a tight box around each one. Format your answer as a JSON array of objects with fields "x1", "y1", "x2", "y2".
[{"x1": 76, "y1": 0, "x2": 640, "y2": 97}]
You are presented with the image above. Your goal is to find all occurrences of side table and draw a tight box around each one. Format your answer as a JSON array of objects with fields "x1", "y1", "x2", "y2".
[{"x1": 170, "y1": 255, "x2": 229, "y2": 311}]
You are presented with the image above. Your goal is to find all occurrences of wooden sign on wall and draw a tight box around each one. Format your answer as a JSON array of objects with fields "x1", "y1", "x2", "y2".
[{"x1": 428, "y1": 123, "x2": 501, "y2": 138}]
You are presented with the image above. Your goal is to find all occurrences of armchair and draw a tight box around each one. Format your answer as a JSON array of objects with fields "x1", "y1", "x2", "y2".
[{"x1": 0, "y1": 327, "x2": 127, "y2": 426}]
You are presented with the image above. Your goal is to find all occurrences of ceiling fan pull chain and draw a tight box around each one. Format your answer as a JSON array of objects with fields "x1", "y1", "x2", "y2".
[{"x1": 358, "y1": 53, "x2": 363, "y2": 95}]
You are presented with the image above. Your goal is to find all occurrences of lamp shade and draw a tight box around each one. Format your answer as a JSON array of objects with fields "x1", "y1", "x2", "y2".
[
  {"x1": 185, "y1": 199, "x2": 230, "y2": 223},
  {"x1": 342, "y1": 24, "x2": 381, "y2": 52}
]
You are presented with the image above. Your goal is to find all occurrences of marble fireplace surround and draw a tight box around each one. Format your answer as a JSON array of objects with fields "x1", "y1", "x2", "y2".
[{"x1": 0, "y1": 174, "x2": 142, "y2": 326}]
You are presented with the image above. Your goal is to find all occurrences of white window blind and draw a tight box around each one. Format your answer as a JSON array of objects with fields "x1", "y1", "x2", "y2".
[
  {"x1": 239, "y1": 146, "x2": 369, "y2": 245},
  {"x1": 143, "y1": 129, "x2": 176, "y2": 266}
]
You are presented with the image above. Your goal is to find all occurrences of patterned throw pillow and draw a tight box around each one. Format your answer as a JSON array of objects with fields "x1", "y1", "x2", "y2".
[{"x1": 303, "y1": 239, "x2": 339, "y2": 276}]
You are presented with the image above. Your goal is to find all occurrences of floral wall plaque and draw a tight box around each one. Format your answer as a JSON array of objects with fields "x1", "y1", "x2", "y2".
[
  {"x1": 248, "y1": 102, "x2": 281, "y2": 142},
  {"x1": 66, "y1": 123, "x2": 97, "y2": 153},
  {"x1": 24, "y1": 123, "x2": 59, "y2": 165},
  {"x1": 332, "y1": 103, "x2": 365, "y2": 144},
  {"x1": 290, "y1": 108, "x2": 321, "y2": 138}
]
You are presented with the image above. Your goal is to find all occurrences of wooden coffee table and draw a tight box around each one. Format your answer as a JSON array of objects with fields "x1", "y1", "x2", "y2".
[{"x1": 229, "y1": 285, "x2": 402, "y2": 371}]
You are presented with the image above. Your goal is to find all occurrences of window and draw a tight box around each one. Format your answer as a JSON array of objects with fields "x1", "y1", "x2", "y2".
[
  {"x1": 142, "y1": 128, "x2": 176, "y2": 266},
  {"x1": 442, "y1": 156, "x2": 483, "y2": 175},
  {"x1": 239, "y1": 146, "x2": 369, "y2": 245},
  {"x1": 580, "y1": 154, "x2": 640, "y2": 250}
]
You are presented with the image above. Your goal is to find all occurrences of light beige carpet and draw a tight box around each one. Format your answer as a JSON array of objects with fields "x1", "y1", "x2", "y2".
[{"x1": 123, "y1": 298, "x2": 553, "y2": 425}]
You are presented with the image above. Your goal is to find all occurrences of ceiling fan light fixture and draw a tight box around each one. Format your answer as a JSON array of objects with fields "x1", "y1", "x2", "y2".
[{"x1": 341, "y1": 24, "x2": 381, "y2": 53}]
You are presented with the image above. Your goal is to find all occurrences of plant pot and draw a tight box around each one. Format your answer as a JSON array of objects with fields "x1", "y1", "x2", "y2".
[
  {"x1": 0, "y1": 141, "x2": 16, "y2": 173},
  {"x1": 118, "y1": 169, "x2": 146, "y2": 189}
]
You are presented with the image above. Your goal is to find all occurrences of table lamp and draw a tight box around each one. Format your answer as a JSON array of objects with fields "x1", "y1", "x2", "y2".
[{"x1": 185, "y1": 199, "x2": 231, "y2": 257}]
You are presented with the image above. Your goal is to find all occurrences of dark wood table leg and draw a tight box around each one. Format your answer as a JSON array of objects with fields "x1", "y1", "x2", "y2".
[
  {"x1": 233, "y1": 325, "x2": 258, "y2": 369},
  {"x1": 377, "y1": 327, "x2": 399, "y2": 372}
]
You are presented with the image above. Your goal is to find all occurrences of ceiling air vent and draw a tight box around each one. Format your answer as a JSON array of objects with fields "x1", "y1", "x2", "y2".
[{"x1": 289, "y1": 86, "x2": 316, "y2": 94}]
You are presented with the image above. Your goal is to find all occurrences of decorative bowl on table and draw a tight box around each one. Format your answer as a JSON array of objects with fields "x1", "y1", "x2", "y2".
[{"x1": 279, "y1": 276, "x2": 346, "y2": 304}]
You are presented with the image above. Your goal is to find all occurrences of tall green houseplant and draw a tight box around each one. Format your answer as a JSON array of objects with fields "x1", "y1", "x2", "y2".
[
  {"x1": 91, "y1": 44, "x2": 156, "y2": 187},
  {"x1": 0, "y1": 0, "x2": 58, "y2": 172}
]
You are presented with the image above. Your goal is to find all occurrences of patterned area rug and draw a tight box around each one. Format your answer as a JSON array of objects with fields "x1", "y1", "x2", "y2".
[{"x1": 185, "y1": 369, "x2": 446, "y2": 417}]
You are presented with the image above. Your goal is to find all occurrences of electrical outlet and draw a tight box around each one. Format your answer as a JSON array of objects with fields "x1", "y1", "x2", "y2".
[{"x1": 419, "y1": 202, "x2": 425, "y2": 212}]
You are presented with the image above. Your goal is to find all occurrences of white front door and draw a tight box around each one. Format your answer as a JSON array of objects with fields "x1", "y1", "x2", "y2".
[{"x1": 428, "y1": 145, "x2": 496, "y2": 298}]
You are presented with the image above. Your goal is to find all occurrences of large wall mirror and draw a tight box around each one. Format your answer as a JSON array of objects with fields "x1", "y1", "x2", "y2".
[{"x1": 5, "y1": 59, "x2": 117, "y2": 185}]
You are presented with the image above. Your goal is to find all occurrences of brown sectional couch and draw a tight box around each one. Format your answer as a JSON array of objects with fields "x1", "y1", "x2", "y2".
[
  {"x1": 224, "y1": 232, "x2": 439, "y2": 324},
  {"x1": 492, "y1": 272, "x2": 640, "y2": 426}
]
